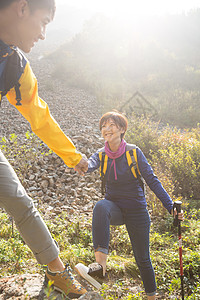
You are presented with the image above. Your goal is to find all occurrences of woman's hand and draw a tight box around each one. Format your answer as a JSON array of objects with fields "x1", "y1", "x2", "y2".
[
  {"x1": 171, "y1": 207, "x2": 184, "y2": 221},
  {"x1": 74, "y1": 154, "x2": 88, "y2": 176}
]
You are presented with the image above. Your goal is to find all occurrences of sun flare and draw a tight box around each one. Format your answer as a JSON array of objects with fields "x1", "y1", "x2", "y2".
[{"x1": 57, "y1": 0, "x2": 200, "y2": 17}]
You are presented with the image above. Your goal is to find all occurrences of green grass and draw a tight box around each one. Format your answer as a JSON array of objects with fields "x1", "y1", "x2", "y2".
[
  {"x1": 0, "y1": 128, "x2": 200, "y2": 299},
  {"x1": 0, "y1": 203, "x2": 199, "y2": 299}
]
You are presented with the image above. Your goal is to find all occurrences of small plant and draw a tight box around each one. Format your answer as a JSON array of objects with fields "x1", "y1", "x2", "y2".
[
  {"x1": 44, "y1": 280, "x2": 58, "y2": 300},
  {"x1": 0, "y1": 126, "x2": 199, "y2": 298}
]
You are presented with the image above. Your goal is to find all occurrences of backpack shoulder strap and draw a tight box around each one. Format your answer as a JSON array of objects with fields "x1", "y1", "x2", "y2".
[
  {"x1": 3, "y1": 48, "x2": 27, "y2": 106},
  {"x1": 98, "y1": 147, "x2": 108, "y2": 195},
  {"x1": 125, "y1": 144, "x2": 140, "y2": 178},
  {"x1": 125, "y1": 144, "x2": 145, "y2": 192},
  {"x1": 125, "y1": 143, "x2": 137, "y2": 151},
  {"x1": 98, "y1": 147, "x2": 107, "y2": 177},
  {"x1": 98, "y1": 144, "x2": 145, "y2": 194}
]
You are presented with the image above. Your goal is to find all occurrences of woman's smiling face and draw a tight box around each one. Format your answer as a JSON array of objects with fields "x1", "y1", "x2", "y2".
[{"x1": 101, "y1": 118, "x2": 125, "y2": 144}]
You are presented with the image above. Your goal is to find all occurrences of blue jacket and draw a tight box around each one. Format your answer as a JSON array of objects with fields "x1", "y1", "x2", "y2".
[{"x1": 88, "y1": 144, "x2": 173, "y2": 213}]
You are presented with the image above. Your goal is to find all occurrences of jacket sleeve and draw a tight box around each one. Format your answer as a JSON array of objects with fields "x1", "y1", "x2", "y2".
[
  {"x1": 137, "y1": 147, "x2": 173, "y2": 213},
  {"x1": 6, "y1": 61, "x2": 82, "y2": 168},
  {"x1": 87, "y1": 151, "x2": 100, "y2": 172}
]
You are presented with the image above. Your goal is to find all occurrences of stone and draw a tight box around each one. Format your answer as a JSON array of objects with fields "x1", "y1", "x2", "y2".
[
  {"x1": 79, "y1": 292, "x2": 104, "y2": 300},
  {"x1": 1, "y1": 49, "x2": 108, "y2": 299},
  {"x1": 49, "y1": 177, "x2": 55, "y2": 187},
  {"x1": 41, "y1": 180, "x2": 49, "y2": 189},
  {"x1": 29, "y1": 174, "x2": 35, "y2": 180},
  {"x1": 0, "y1": 274, "x2": 43, "y2": 299}
]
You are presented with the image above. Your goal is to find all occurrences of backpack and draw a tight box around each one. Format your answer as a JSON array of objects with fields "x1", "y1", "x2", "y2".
[
  {"x1": 0, "y1": 47, "x2": 26, "y2": 106},
  {"x1": 98, "y1": 143, "x2": 145, "y2": 195}
]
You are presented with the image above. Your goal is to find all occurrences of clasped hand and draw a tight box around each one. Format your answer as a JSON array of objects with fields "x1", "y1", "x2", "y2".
[{"x1": 74, "y1": 154, "x2": 88, "y2": 176}]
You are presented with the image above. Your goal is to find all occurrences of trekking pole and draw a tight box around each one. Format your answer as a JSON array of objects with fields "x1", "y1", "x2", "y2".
[{"x1": 173, "y1": 201, "x2": 184, "y2": 300}]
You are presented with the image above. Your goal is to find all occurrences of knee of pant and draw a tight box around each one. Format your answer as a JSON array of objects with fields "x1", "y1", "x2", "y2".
[
  {"x1": 8, "y1": 195, "x2": 36, "y2": 224},
  {"x1": 0, "y1": 183, "x2": 26, "y2": 200},
  {"x1": 93, "y1": 200, "x2": 109, "y2": 216},
  {"x1": 136, "y1": 257, "x2": 152, "y2": 269}
]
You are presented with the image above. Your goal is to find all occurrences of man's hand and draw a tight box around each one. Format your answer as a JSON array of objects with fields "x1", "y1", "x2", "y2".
[{"x1": 74, "y1": 155, "x2": 88, "y2": 176}]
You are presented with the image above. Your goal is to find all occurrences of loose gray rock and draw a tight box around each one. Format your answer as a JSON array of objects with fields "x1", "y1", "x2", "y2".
[
  {"x1": 79, "y1": 292, "x2": 104, "y2": 300},
  {"x1": 0, "y1": 273, "x2": 43, "y2": 299},
  {"x1": 0, "y1": 274, "x2": 103, "y2": 300},
  {"x1": 0, "y1": 47, "x2": 105, "y2": 300}
]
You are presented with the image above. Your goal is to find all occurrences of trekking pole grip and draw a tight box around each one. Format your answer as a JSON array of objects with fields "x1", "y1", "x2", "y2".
[{"x1": 173, "y1": 200, "x2": 182, "y2": 227}]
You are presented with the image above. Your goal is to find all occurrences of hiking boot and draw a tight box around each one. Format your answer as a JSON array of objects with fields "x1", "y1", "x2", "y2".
[
  {"x1": 44, "y1": 263, "x2": 87, "y2": 298},
  {"x1": 75, "y1": 262, "x2": 106, "y2": 290}
]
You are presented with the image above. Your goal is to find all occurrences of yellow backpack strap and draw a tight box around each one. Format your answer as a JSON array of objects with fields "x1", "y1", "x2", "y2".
[
  {"x1": 103, "y1": 155, "x2": 108, "y2": 175},
  {"x1": 132, "y1": 148, "x2": 141, "y2": 175},
  {"x1": 99, "y1": 147, "x2": 108, "y2": 195},
  {"x1": 126, "y1": 144, "x2": 145, "y2": 192},
  {"x1": 126, "y1": 150, "x2": 137, "y2": 178},
  {"x1": 99, "y1": 148, "x2": 108, "y2": 177},
  {"x1": 99, "y1": 151, "x2": 103, "y2": 177}
]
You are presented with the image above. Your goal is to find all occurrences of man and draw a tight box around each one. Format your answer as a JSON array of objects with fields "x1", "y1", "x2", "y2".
[{"x1": 0, "y1": 0, "x2": 88, "y2": 298}]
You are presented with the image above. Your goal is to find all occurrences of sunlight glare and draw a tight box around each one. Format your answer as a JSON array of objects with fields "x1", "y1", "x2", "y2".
[{"x1": 57, "y1": 0, "x2": 200, "y2": 17}]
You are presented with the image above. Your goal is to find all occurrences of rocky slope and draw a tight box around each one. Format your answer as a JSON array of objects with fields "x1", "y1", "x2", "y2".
[
  {"x1": 1, "y1": 48, "x2": 105, "y2": 219},
  {"x1": 0, "y1": 49, "x2": 105, "y2": 299},
  {"x1": 0, "y1": 47, "x2": 170, "y2": 300}
]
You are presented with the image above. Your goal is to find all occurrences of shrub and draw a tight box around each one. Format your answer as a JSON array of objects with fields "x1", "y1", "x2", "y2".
[
  {"x1": 126, "y1": 115, "x2": 200, "y2": 199},
  {"x1": 156, "y1": 126, "x2": 200, "y2": 198}
]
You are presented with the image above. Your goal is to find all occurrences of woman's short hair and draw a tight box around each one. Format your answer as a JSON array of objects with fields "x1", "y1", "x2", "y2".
[
  {"x1": 0, "y1": 0, "x2": 56, "y2": 19},
  {"x1": 99, "y1": 111, "x2": 128, "y2": 138}
]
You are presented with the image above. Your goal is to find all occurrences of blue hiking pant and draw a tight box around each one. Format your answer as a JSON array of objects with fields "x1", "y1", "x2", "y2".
[{"x1": 92, "y1": 199, "x2": 157, "y2": 296}]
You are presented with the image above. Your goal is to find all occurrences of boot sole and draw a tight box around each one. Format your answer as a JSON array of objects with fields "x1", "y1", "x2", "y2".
[{"x1": 75, "y1": 263, "x2": 101, "y2": 290}]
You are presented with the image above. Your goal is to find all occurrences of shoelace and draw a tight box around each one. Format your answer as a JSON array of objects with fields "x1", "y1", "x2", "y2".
[
  {"x1": 89, "y1": 263, "x2": 102, "y2": 272},
  {"x1": 61, "y1": 264, "x2": 83, "y2": 291}
]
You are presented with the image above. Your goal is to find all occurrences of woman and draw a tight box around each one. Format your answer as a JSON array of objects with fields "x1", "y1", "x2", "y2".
[{"x1": 75, "y1": 111, "x2": 184, "y2": 299}]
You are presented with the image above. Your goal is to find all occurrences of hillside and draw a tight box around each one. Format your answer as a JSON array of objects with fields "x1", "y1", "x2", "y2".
[
  {"x1": 49, "y1": 10, "x2": 200, "y2": 128},
  {"x1": 0, "y1": 48, "x2": 199, "y2": 299}
]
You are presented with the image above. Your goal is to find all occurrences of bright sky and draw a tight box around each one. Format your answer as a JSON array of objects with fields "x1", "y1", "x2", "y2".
[{"x1": 56, "y1": 0, "x2": 200, "y2": 16}]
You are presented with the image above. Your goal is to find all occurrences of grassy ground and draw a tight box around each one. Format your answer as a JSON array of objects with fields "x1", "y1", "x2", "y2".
[
  {"x1": 0, "y1": 198, "x2": 199, "y2": 299},
  {"x1": 0, "y1": 124, "x2": 199, "y2": 299}
]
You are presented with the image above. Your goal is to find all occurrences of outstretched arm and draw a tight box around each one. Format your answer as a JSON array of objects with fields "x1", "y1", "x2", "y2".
[
  {"x1": 137, "y1": 147, "x2": 173, "y2": 213},
  {"x1": 6, "y1": 61, "x2": 84, "y2": 168},
  {"x1": 87, "y1": 151, "x2": 101, "y2": 172}
]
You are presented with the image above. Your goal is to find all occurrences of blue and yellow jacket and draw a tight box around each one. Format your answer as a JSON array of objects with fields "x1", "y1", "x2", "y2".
[
  {"x1": 0, "y1": 40, "x2": 82, "y2": 167},
  {"x1": 88, "y1": 144, "x2": 173, "y2": 213}
]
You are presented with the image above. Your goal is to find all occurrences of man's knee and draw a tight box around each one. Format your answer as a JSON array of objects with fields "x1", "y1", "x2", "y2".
[{"x1": 1, "y1": 192, "x2": 35, "y2": 224}]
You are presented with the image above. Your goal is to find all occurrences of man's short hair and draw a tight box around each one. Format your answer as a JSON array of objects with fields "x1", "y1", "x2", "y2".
[
  {"x1": 0, "y1": 0, "x2": 15, "y2": 9},
  {"x1": 0, "y1": 0, "x2": 56, "y2": 18}
]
